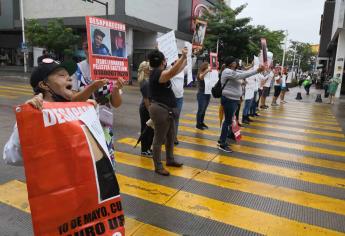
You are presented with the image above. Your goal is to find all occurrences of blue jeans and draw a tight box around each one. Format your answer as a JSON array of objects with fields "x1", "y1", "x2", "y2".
[
  {"x1": 242, "y1": 99, "x2": 252, "y2": 117},
  {"x1": 250, "y1": 91, "x2": 258, "y2": 115},
  {"x1": 196, "y1": 93, "x2": 211, "y2": 125},
  {"x1": 219, "y1": 96, "x2": 239, "y2": 145},
  {"x1": 175, "y1": 97, "x2": 184, "y2": 138}
]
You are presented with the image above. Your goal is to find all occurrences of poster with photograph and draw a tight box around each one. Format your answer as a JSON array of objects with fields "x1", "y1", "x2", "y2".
[
  {"x1": 86, "y1": 16, "x2": 129, "y2": 81},
  {"x1": 260, "y1": 38, "x2": 268, "y2": 66},
  {"x1": 16, "y1": 102, "x2": 125, "y2": 236},
  {"x1": 192, "y1": 19, "x2": 207, "y2": 49},
  {"x1": 156, "y1": 31, "x2": 179, "y2": 66},
  {"x1": 210, "y1": 52, "x2": 218, "y2": 71}
]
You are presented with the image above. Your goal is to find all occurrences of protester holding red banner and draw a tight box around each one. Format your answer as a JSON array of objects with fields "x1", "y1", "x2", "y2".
[
  {"x1": 71, "y1": 42, "x2": 124, "y2": 167},
  {"x1": 148, "y1": 48, "x2": 187, "y2": 176},
  {"x1": 218, "y1": 57, "x2": 264, "y2": 153}
]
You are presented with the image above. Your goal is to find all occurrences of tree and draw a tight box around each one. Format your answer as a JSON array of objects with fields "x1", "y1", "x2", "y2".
[
  {"x1": 26, "y1": 19, "x2": 80, "y2": 59},
  {"x1": 201, "y1": 2, "x2": 285, "y2": 65},
  {"x1": 285, "y1": 41, "x2": 317, "y2": 71}
]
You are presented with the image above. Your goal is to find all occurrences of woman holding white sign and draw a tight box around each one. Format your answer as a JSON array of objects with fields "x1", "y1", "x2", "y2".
[{"x1": 196, "y1": 62, "x2": 211, "y2": 130}]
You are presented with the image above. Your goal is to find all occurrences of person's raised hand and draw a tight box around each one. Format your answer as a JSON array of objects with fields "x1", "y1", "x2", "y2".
[
  {"x1": 114, "y1": 78, "x2": 125, "y2": 90},
  {"x1": 181, "y1": 47, "x2": 188, "y2": 58},
  {"x1": 257, "y1": 65, "x2": 266, "y2": 73},
  {"x1": 25, "y1": 93, "x2": 43, "y2": 110},
  {"x1": 92, "y1": 79, "x2": 108, "y2": 90}
]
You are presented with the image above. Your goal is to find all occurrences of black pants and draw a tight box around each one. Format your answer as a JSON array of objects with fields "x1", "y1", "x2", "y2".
[
  {"x1": 96, "y1": 157, "x2": 120, "y2": 201},
  {"x1": 139, "y1": 105, "x2": 154, "y2": 152},
  {"x1": 235, "y1": 102, "x2": 241, "y2": 121}
]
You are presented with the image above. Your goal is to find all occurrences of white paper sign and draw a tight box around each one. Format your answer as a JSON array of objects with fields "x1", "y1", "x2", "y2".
[
  {"x1": 204, "y1": 70, "x2": 219, "y2": 95},
  {"x1": 157, "y1": 31, "x2": 179, "y2": 66},
  {"x1": 79, "y1": 107, "x2": 110, "y2": 159},
  {"x1": 185, "y1": 42, "x2": 193, "y2": 85}
]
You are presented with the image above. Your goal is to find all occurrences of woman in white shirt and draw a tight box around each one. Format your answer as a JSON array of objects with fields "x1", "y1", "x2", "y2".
[{"x1": 271, "y1": 72, "x2": 282, "y2": 106}]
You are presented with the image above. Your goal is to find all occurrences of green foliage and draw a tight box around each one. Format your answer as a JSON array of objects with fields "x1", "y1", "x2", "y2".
[
  {"x1": 285, "y1": 41, "x2": 317, "y2": 71},
  {"x1": 201, "y1": 2, "x2": 285, "y2": 64},
  {"x1": 25, "y1": 19, "x2": 80, "y2": 57}
]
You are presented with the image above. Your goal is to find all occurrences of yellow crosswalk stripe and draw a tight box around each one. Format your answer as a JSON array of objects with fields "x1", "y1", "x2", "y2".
[
  {"x1": 0, "y1": 88, "x2": 33, "y2": 96},
  {"x1": 0, "y1": 180, "x2": 178, "y2": 236},
  {"x1": 0, "y1": 93, "x2": 17, "y2": 99},
  {"x1": 205, "y1": 111, "x2": 339, "y2": 125},
  {"x1": 118, "y1": 138, "x2": 345, "y2": 189},
  {"x1": 0, "y1": 85, "x2": 33, "y2": 93},
  {"x1": 185, "y1": 114, "x2": 345, "y2": 136},
  {"x1": 178, "y1": 125, "x2": 345, "y2": 157},
  {"x1": 260, "y1": 109, "x2": 336, "y2": 119},
  {"x1": 179, "y1": 119, "x2": 345, "y2": 148},
  {"x1": 254, "y1": 111, "x2": 337, "y2": 122},
  {"x1": 118, "y1": 174, "x2": 345, "y2": 236},
  {"x1": 115, "y1": 151, "x2": 345, "y2": 216}
]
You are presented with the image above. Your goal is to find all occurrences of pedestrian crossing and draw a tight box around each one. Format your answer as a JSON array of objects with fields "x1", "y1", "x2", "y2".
[
  {"x1": 1, "y1": 99, "x2": 345, "y2": 235},
  {"x1": 0, "y1": 82, "x2": 33, "y2": 99}
]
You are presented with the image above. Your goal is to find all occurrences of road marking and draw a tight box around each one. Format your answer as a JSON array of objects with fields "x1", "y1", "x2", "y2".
[
  {"x1": 0, "y1": 85, "x2": 33, "y2": 93},
  {"x1": 178, "y1": 125, "x2": 345, "y2": 157},
  {"x1": 115, "y1": 151, "x2": 345, "y2": 216},
  {"x1": 184, "y1": 114, "x2": 345, "y2": 138},
  {"x1": 118, "y1": 138, "x2": 345, "y2": 189},
  {"x1": 118, "y1": 174, "x2": 345, "y2": 236},
  {"x1": 179, "y1": 119, "x2": 345, "y2": 148},
  {"x1": 0, "y1": 180, "x2": 177, "y2": 236},
  {"x1": 0, "y1": 88, "x2": 33, "y2": 96}
]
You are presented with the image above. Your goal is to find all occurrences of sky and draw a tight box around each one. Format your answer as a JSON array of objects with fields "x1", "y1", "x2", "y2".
[{"x1": 231, "y1": 0, "x2": 326, "y2": 45}]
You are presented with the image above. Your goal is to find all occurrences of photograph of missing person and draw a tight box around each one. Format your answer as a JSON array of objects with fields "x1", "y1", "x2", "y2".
[
  {"x1": 192, "y1": 19, "x2": 207, "y2": 48},
  {"x1": 82, "y1": 126, "x2": 119, "y2": 202},
  {"x1": 210, "y1": 53, "x2": 218, "y2": 70},
  {"x1": 91, "y1": 27, "x2": 112, "y2": 56},
  {"x1": 110, "y1": 30, "x2": 126, "y2": 58}
]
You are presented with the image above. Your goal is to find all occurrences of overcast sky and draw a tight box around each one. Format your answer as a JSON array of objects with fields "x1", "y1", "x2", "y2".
[{"x1": 231, "y1": 0, "x2": 325, "y2": 45}]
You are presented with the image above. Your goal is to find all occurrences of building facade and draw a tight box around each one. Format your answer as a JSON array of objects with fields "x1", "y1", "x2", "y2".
[
  {"x1": 0, "y1": 0, "x2": 221, "y2": 76},
  {"x1": 318, "y1": 0, "x2": 345, "y2": 97}
]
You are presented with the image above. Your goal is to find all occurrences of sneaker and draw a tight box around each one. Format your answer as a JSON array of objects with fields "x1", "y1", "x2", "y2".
[
  {"x1": 196, "y1": 124, "x2": 205, "y2": 130},
  {"x1": 242, "y1": 119, "x2": 250, "y2": 125},
  {"x1": 247, "y1": 117, "x2": 254, "y2": 122},
  {"x1": 166, "y1": 161, "x2": 183, "y2": 167},
  {"x1": 271, "y1": 103, "x2": 279, "y2": 107},
  {"x1": 174, "y1": 140, "x2": 179, "y2": 145},
  {"x1": 218, "y1": 145, "x2": 233, "y2": 153},
  {"x1": 254, "y1": 113, "x2": 260, "y2": 117},
  {"x1": 264, "y1": 105, "x2": 269, "y2": 109},
  {"x1": 202, "y1": 123, "x2": 209, "y2": 129},
  {"x1": 155, "y1": 168, "x2": 170, "y2": 176},
  {"x1": 141, "y1": 151, "x2": 152, "y2": 157}
]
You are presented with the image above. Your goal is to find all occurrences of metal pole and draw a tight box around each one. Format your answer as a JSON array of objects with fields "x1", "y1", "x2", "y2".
[
  {"x1": 281, "y1": 30, "x2": 288, "y2": 69},
  {"x1": 292, "y1": 48, "x2": 296, "y2": 72},
  {"x1": 106, "y1": 2, "x2": 108, "y2": 19},
  {"x1": 20, "y1": 0, "x2": 27, "y2": 73},
  {"x1": 216, "y1": 38, "x2": 219, "y2": 55}
]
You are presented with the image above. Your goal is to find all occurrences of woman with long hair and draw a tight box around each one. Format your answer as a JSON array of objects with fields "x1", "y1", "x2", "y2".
[
  {"x1": 196, "y1": 62, "x2": 211, "y2": 130},
  {"x1": 138, "y1": 61, "x2": 154, "y2": 157}
]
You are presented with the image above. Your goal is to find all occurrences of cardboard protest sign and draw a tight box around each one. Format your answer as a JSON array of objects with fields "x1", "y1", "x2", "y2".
[
  {"x1": 210, "y1": 52, "x2": 218, "y2": 71},
  {"x1": 156, "y1": 31, "x2": 179, "y2": 66},
  {"x1": 185, "y1": 42, "x2": 193, "y2": 85},
  {"x1": 192, "y1": 19, "x2": 207, "y2": 50},
  {"x1": 15, "y1": 102, "x2": 125, "y2": 236},
  {"x1": 204, "y1": 70, "x2": 219, "y2": 94},
  {"x1": 86, "y1": 16, "x2": 129, "y2": 81}
]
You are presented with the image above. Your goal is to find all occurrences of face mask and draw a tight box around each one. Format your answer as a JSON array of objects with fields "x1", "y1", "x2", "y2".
[{"x1": 45, "y1": 82, "x2": 70, "y2": 102}]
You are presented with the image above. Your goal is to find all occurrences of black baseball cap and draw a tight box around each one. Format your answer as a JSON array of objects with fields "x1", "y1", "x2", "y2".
[
  {"x1": 224, "y1": 56, "x2": 239, "y2": 67},
  {"x1": 30, "y1": 58, "x2": 77, "y2": 89}
]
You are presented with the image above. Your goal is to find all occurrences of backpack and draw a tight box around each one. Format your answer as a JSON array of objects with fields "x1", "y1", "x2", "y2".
[{"x1": 211, "y1": 79, "x2": 229, "y2": 98}]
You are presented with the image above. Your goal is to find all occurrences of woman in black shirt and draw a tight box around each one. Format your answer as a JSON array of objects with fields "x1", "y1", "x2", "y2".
[{"x1": 148, "y1": 49, "x2": 187, "y2": 176}]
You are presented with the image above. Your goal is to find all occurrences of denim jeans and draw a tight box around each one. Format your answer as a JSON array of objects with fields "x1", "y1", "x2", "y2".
[
  {"x1": 196, "y1": 92, "x2": 211, "y2": 125},
  {"x1": 219, "y1": 96, "x2": 239, "y2": 145},
  {"x1": 242, "y1": 99, "x2": 252, "y2": 117},
  {"x1": 250, "y1": 91, "x2": 258, "y2": 115},
  {"x1": 175, "y1": 97, "x2": 184, "y2": 138}
]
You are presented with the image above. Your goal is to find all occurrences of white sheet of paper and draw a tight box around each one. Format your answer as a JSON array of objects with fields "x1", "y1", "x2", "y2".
[
  {"x1": 79, "y1": 107, "x2": 110, "y2": 159},
  {"x1": 185, "y1": 42, "x2": 193, "y2": 85},
  {"x1": 157, "y1": 31, "x2": 178, "y2": 66},
  {"x1": 204, "y1": 70, "x2": 219, "y2": 95}
]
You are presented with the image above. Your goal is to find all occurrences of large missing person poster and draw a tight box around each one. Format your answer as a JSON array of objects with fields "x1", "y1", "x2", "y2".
[
  {"x1": 15, "y1": 102, "x2": 125, "y2": 236},
  {"x1": 156, "y1": 31, "x2": 179, "y2": 66},
  {"x1": 86, "y1": 16, "x2": 129, "y2": 81},
  {"x1": 192, "y1": 19, "x2": 207, "y2": 50}
]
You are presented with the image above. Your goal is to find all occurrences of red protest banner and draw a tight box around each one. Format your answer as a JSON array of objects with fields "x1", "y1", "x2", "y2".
[
  {"x1": 15, "y1": 102, "x2": 125, "y2": 236},
  {"x1": 86, "y1": 16, "x2": 129, "y2": 81},
  {"x1": 209, "y1": 52, "x2": 218, "y2": 71}
]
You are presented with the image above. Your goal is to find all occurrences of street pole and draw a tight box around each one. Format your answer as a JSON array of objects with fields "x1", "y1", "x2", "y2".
[
  {"x1": 281, "y1": 30, "x2": 288, "y2": 69},
  {"x1": 216, "y1": 38, "x2": 219, "y2": 55},
  {"x1": 292, "y1": 47, "x2": 296, "y2": 72},
  {"x1": 92, "y1": 0, "x2": 109, "y2": 19},
  {"x1": 20, "y1": 0, "x2": 27, "y2": 73}
]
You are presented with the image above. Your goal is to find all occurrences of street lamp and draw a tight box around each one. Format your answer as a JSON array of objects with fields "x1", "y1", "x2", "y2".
[
  {"x1": 281, "y1": 30, "x2": 288, "y2": 69},
  {"x1": 82, "y1": 0, "x2": 109, "y2": 19}
]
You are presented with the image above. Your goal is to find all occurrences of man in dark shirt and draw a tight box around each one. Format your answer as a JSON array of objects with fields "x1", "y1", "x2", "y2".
[
  {"x1": 148, "y1": 48, "x2": 187, "y2": 176},
  {"x1": 92, "y1": 29, "x2": 111, "y2": 56},
  {"x1": 37, "y1": 50, "x2": 50, "y2": 65}
]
